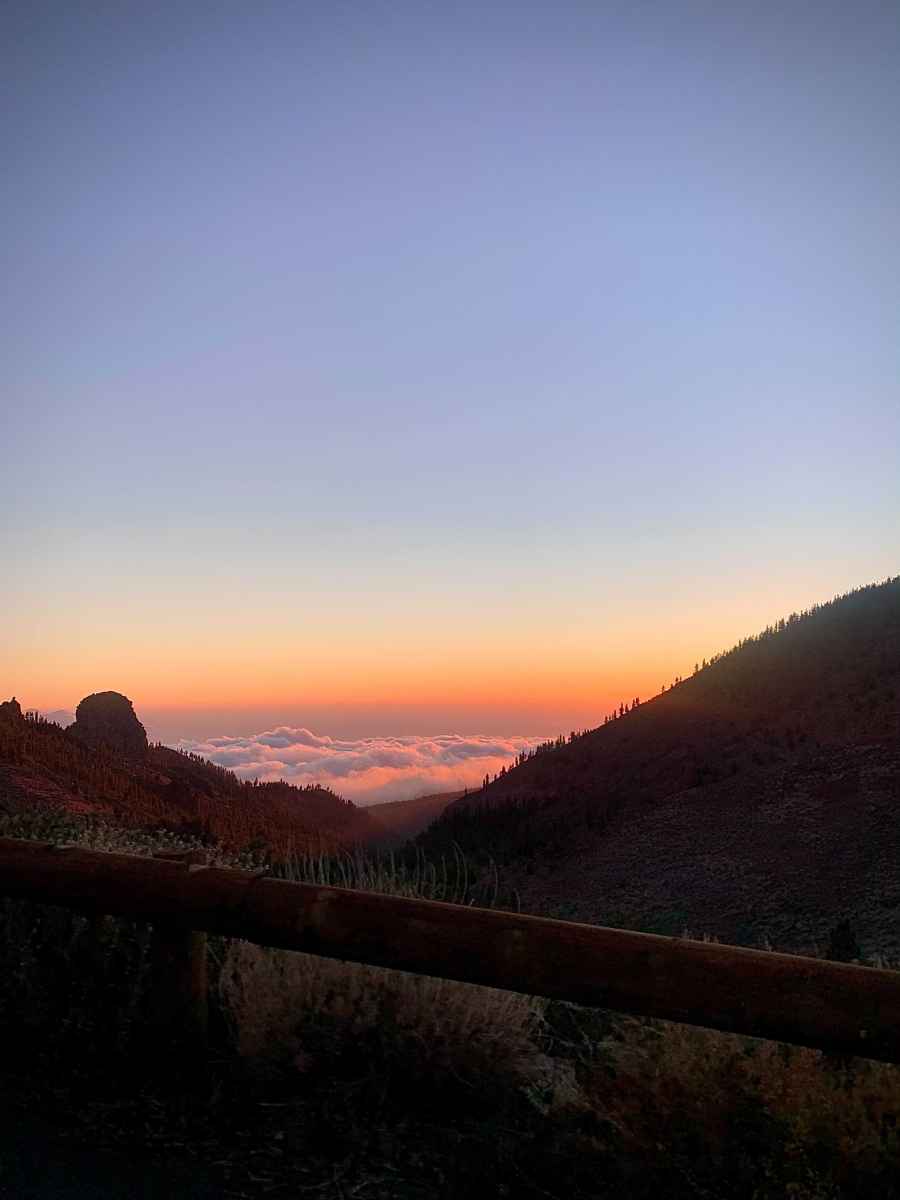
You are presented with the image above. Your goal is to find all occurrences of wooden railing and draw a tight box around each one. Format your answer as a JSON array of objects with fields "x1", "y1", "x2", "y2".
[{"x1": 1, "y1": 836, "x2": 899, "y2": 1063}]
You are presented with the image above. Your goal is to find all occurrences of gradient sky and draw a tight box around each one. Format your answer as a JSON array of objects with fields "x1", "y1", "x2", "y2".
[{"x1": 4, "y1": 1, "x2": 899, "y2": 752}]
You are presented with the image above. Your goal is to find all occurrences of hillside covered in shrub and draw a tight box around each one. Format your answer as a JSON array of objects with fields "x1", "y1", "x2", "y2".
[
  {"x1": 422, "y1": 577, "x2": 900, "y2": 953},
  {"x1": 0, "y1": 693, "x2": 377, "y2": 856}
]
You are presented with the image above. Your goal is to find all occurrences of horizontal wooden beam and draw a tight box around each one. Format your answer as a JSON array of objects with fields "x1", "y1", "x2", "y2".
[{"x1": 1, "y1": 836, "x2": 898, "y2": 1062}]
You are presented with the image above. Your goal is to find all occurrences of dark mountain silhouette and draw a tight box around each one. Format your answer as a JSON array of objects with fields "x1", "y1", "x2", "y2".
[
  {"x1": 420, "y1": 577, "x2": 900, "y2": 956},
  {"x1": 0, "y1": 693, "x2": 378, "y2": 856},
  {"x1": 366, "y1": 790, "x2": 464, "y2": 849}
]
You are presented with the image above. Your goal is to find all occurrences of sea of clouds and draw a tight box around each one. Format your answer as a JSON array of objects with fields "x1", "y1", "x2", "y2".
[{"x1": 178, "y1": 727, "x2": 550, "y2": 806}]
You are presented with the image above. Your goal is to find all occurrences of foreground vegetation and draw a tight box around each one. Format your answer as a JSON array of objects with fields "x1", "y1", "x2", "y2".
[
  {"x1": 0, "y1": 696, "x2": 375, "y2": 856},
  {"x1": 1, "y1": 810, "x2": 898, "y2": 1198}
]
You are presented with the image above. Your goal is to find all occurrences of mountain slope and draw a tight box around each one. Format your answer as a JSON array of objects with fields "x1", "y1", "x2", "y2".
[
  {"x1": 365, "y1": 790, "x2": 464, "y2": 849},
  {"x1": 420, "y1": 577, "x2": 900, "y2": 954},
  {"x1": 0, "y1": 696, "x2": 378, "y2": 855}
]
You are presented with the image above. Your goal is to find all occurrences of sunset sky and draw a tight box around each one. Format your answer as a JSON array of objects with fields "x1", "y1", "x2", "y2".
[{"x1": 4, "y1": 2, "x2": 899, "y2": 799}]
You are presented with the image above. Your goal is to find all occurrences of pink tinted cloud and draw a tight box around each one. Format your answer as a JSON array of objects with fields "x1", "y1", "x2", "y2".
[{"x1": 179, "y1": 728, "x2": 549, "y2": 805}]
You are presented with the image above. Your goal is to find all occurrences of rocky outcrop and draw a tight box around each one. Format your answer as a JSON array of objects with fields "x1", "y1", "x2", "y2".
[
  {"x1": 69, "y1": 691, "x2": 148, "y2": 758},
  {"x1": 0, "y1": 698, "x2": 23, "y2": 725}
]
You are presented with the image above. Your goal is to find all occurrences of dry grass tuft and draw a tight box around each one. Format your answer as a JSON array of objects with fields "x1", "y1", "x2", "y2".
[
  {"x1": 220, "y1": 939, "x2": 546, "y2": 1094},
  {"x1": 593, "y1": 1019, "x2": 900, "y2": 1196}
]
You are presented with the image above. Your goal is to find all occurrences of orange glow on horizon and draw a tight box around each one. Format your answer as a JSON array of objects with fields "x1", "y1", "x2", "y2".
[{"x1": 8, "y1": 569, "x2": 887, "y2": 732}]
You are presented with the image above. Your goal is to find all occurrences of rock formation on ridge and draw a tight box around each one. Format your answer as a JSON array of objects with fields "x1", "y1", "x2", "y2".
[{"x1": 69, "y1": 691, "x2": 149, "y2": 758}]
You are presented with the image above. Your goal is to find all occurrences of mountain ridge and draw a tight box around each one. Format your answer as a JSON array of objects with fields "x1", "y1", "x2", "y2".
[
  {"x1": 0, "y1": 694, "x2": 379, "y2": 856},
  {"x1": 420, "y1": 576, "x2": 900, "y2": 954}
]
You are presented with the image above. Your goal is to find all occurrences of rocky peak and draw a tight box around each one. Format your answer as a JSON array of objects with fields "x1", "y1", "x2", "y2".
[
  {"x1": 70, "y1": 691, "x2": 148, "y2": 758},
  {"x1": 0, "y1": 698, "x2": 23, "y2": 725}
]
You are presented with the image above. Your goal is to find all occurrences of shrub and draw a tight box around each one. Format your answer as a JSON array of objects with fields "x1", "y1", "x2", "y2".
[{"x1": 220, "y1": 940, "x2": 546, "y2": 1100}]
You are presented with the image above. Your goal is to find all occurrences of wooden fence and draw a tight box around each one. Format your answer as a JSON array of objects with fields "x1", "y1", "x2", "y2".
[{"x1": 1, "y1": 836, "x2": 899, "y2": 1063}]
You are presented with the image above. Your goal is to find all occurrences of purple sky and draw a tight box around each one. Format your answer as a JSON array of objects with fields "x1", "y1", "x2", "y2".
[{"x1": 5, "y1": 1, "x2": 899, "y2": 769}]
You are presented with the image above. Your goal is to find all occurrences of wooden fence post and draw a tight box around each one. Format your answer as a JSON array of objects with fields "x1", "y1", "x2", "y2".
[{"x1": 148, "y1": 851, "x2": 208, "y2": 1055}]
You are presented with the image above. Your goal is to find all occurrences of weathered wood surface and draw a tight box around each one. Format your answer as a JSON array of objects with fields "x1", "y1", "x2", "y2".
[
  {"x1": 149, "y1": 851, "x2": 209, "y2": 1050},
  {"x1": 147, "y1": 925, "x2": 208, "y2": 1048},
  {"x1": 2, "y1": 836, "x2": 899, "y2": 1062}
]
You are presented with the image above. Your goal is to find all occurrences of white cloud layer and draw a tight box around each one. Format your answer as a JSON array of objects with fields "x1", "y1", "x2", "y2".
[{"x1": 178, "y1": 727, "x2": 549, "y2": 806}]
